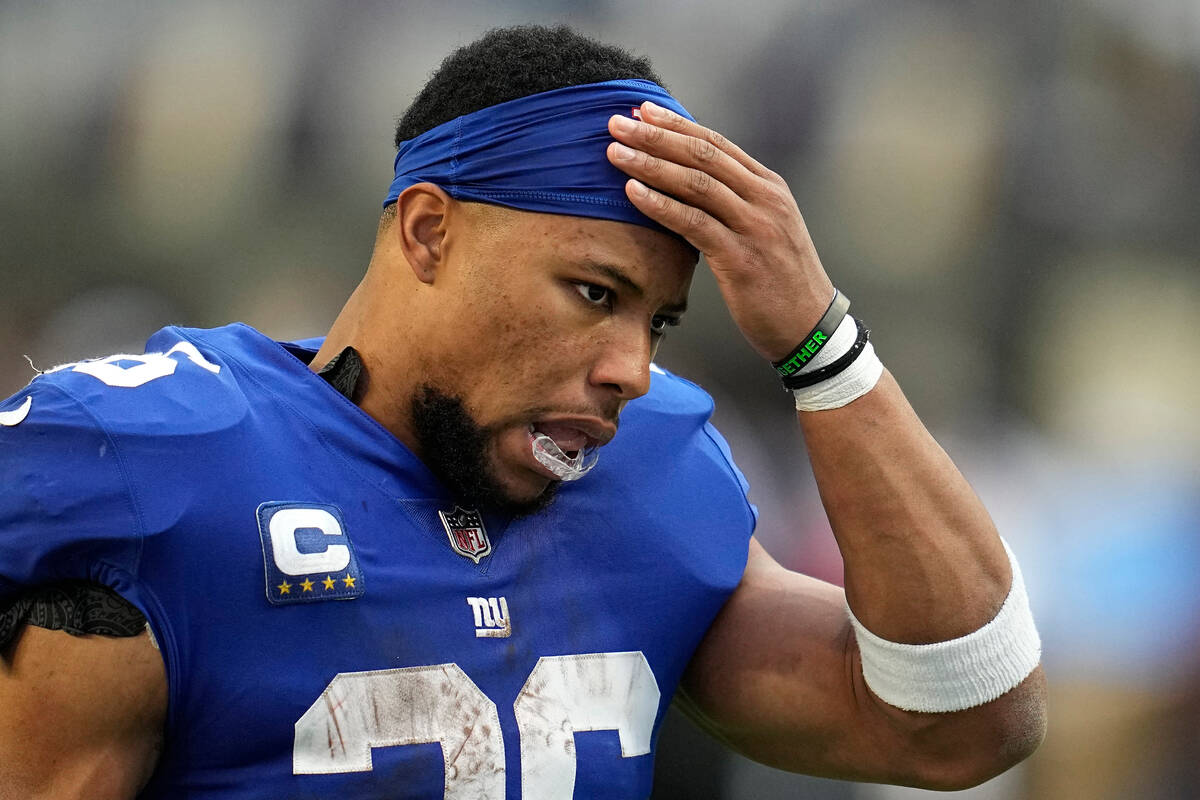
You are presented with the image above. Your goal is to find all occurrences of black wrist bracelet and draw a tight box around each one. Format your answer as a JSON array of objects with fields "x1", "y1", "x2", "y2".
[
  {"x1": 772, "y1": 290, "x2": 851, "y2": 378},
  {"x1": 782, "y1": 317, "x2": 870, "y2": 390}
]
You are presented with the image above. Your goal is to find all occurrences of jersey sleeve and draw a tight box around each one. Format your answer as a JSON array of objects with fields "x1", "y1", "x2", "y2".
[
  {"x1": 641, "y1": 364, "x2": 759, "y2": 532},
  {"x1": 701, "y1": 419, "x2": 759, "y2": 531},
  {"x1": 0, "y1": 380, "x2": 141, "y2": 608}
]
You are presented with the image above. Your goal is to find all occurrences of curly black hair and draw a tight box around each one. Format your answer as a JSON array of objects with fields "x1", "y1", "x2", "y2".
[{"x1": 394, "y1": 25, "x2": 662, "y2": 147}]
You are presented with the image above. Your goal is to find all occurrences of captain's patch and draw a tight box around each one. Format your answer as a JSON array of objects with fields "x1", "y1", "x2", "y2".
[{"x1": 257, "y1": 502, "x2": 364, "y2": 605}]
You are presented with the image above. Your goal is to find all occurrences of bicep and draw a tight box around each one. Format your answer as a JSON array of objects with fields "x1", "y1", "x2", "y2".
[
  {"x1": 680, "y1": 539, "x2": 1047, "y2": 786},
  {"x1": 0, "y1": 625, "x2": 167, "y2": 800},
  {"x1": 681, "y1": 537, "x2": 859, "y2": 767},
  {"x1": 680, "y1": 538, "x2": 881, "y2": 778}
]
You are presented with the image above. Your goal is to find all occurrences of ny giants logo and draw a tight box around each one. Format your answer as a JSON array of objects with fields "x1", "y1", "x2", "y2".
[{"x1": 467, "y1": 596, "x2": 510, "y2": 638}]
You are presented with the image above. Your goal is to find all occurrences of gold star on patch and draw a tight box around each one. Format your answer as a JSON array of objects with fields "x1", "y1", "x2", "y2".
[
  {"x1": 342, "y1": 573, "x2": 357, "y2": 589},
  {"x1": 277, "y1": 580, "x2": 292, "y2": 595},
  {"x1": 322, "y1": 575, "x2": 336, "y2": 591},
  {"x1": 300, "y1": 578, "x2": 314, "y2": 593}
]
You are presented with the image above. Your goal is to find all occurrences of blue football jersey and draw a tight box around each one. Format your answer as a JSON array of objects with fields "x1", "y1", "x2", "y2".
[{"x1": 0, "y1": 324, "x2": 756, "y2": 799}]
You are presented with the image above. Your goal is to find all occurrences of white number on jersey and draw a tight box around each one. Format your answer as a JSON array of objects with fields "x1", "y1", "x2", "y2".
[
  {"x1": 516, "y1": 653, "x2": 659, "y2": 798},
  {"x1": 56, "y1": 341, "x2": 220, "y2": 388},
  {"x1": 294, "y1": 664, "x2": 505, "y2": 798},
  {"x1": 293, "y1": 651, "x2": 660, "y2": 798}
]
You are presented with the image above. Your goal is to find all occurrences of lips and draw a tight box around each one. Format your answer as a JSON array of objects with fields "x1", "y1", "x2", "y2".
[{"x1": 528, "y1": 418, "x2": 616, "y2": 455}]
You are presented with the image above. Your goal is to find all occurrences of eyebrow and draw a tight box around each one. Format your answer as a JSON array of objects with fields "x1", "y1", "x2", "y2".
[{"x1": 580, "y1": 260, "x2": 689, "y2": 314}]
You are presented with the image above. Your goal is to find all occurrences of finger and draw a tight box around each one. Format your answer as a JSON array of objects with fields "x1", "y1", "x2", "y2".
[
  {"x1": 639, "y1": 100, "x2": 776, "y2": 181},
  {"x1": 609, "y1": 114, "x2": 759, "y2": 199},
  {"x1": 607, "y1": 141, "x2": 747, "y2": 228},
  {"x1": 624, "y1": 178, "x2": 734, "y2": 255}
]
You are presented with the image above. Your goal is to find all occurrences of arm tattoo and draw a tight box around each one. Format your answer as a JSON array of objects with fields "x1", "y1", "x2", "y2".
[{"x1": 0, "y1": 581, "x2": 147, "y2": 648}]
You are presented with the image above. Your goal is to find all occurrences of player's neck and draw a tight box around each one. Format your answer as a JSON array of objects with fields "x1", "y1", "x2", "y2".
[
  {"x1": 312, "y1": 268, "x2": 428, "y2": 458},
  {"x1": 310, "y1": 279, "x2": 369, "y2": 377}
]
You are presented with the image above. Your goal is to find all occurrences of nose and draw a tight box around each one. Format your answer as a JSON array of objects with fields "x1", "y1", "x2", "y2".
[{"x1": 587, "y1": 324, "x2": 653, "y2": 401}]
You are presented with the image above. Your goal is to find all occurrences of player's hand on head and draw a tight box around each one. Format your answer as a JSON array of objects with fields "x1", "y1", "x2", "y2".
[{"x1": 607, "y1": 102, "x2": 835, "y2": 362}]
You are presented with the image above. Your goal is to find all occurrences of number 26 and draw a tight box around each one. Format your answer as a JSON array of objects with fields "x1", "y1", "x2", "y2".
[{"x1": 294, "y1": 651, "x2": 660, "y2": 798}]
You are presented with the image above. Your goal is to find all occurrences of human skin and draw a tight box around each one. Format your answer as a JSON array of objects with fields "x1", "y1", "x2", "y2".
[
  {"x1": 0, "y1": 104, "x2": 1046, "y2": 795},
  {"x1": 604, "y1": 101, "x2": 1047, "y2": 786},
  {"x1": 312, "y1": 187, "x2": 697, "y2": 507},
  {"x1": 0, "y1": 188, "x2": 700, "y2": 798}
]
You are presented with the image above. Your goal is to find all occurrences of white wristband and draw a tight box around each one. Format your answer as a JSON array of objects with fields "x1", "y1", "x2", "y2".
[
  {"x1": 790, "y1": 314, "x2": 883, "y2": 411},
  {"x1": 847, "y1": 539, "x2": 1042, "y2": 713}
]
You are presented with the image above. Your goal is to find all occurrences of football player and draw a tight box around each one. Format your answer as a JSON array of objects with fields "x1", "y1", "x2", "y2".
[{"x1": 0, "y1": 25, "x2": 1045, "y2": 799}]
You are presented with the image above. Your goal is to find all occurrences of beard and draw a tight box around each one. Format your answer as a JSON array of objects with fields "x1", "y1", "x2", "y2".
[{"x1": 410, "y1": 384, "x2": 559, "y2": 517}]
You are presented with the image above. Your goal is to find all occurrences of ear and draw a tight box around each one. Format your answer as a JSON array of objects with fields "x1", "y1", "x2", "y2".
[{"x1": 393, "y1": 182, "x2": 454, "y2": 284}]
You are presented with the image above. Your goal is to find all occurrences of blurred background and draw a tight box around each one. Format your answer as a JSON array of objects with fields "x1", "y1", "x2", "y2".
[{"x1": 2, "y1": 0, "x2": 1197, "y2": 797}]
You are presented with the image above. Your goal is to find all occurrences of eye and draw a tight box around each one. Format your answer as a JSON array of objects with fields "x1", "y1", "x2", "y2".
[{"x1": 574, "y1": 282, "x2": 612, "y2": 307}]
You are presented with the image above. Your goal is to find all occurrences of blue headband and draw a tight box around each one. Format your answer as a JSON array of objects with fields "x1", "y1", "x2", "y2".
[{"x1": 384, "y1": 79, "x2": 696, "y2": 240}]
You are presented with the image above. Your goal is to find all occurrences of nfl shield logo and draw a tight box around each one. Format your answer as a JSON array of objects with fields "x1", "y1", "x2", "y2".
[{"x1": 439, "y1": 506, "x2": 492, "y2": 563}]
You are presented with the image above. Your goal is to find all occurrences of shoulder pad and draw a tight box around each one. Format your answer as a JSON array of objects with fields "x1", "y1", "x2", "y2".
[
  {"x1": 0, "y1": 382, "x2": 140, "y2": 605},
  {"x1": 28, "y1": 327, "x2": 249, "y2": 437},
  {"x1": 627, "y1": 363, "x2": 716, "y2": 420}
]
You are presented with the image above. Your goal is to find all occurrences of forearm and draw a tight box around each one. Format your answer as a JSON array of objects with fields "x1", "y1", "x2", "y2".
[
  {"x1": 800, "y1": 369, "x2": 1010, "y2": 643},
  {"x1": 602, "y1": 97, "x2": 1015, "y2": 644},
  {"x1": 608, "y1": 101, "x2": 1045, "y2": 782}
]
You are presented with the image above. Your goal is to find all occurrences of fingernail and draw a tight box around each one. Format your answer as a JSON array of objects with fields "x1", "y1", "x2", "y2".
[
  {"x1": 610, "y1": 142, "x2": 636, "y2": 162},
  {"x1": 628, "y1": 179, "x2": 649, "y2": 197},
  {"x1": 611, "y1": 115, "x2": 636, "y2": 133},
  {"x1": 643, "y1": 101, "x2": 662, "y2": 115}
]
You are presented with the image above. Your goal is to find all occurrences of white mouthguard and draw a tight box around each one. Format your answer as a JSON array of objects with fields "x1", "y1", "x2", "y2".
[{"x1": 531, "y1": 431, "x2": 599, "y2": 481}]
